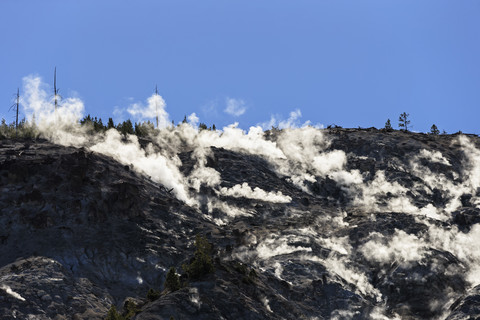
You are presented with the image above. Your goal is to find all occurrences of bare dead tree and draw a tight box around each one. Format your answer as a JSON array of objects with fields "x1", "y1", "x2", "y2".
[
  {"x1": 54, "y1": 67, "x2": 59, "y2": 111},
  {"x1": 160, "y1": 185, "x2": 174, "y2": 194},
  {"x1": 9, "y1": 88, "x2": 20, "y2": 137},
  {"x1": 155, "y1": 84, "x2": 159, "y2": 128},
  {"x1": 398, "y1": 112, "x2": 410, "y2": 131}
]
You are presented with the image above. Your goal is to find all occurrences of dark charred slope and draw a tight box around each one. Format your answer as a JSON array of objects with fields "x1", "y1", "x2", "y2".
[
  {"x1": 0, "y1": 139, "x2": 216, "y2": 319},
  {"x1": 0, "y1": 129, "x2": 479, "y2": 319}
]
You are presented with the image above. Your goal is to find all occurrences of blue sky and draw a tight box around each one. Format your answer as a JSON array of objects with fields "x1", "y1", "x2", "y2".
[{"x1": 1, "y1": 1, "x2": 479, "y2": 133}]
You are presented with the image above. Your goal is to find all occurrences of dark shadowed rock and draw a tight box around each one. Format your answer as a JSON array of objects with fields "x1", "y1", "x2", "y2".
[
  {"x1": 447, "y1": 285, "x2": 480, "y2": 320},
  {"x1": 0, "y1": 130, "x2": 479, "y2": 319}
]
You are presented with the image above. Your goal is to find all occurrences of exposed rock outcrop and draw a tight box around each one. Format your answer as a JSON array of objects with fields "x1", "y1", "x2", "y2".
[{"x1": 0, "y1": 128, "x2": 479, "y2": 319}]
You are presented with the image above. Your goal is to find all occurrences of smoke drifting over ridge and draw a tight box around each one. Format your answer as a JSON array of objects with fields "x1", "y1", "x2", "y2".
[
  {"x1": 127, "y1": 93, "x2": 169, "y2": 128},
  {"x1": 15, "y1": 75, "x2": 480, "y2": 319}
]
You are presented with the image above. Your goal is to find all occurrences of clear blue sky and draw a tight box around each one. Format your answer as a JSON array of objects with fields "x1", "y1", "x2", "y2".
[{"x1": 1, "y1": 1, "x2": 479, "y2": 133}]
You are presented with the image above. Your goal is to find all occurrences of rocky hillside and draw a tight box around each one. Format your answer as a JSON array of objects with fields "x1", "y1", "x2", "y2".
[{"x1": 0, "y1": 127, "x2": 479, "y2": 319}]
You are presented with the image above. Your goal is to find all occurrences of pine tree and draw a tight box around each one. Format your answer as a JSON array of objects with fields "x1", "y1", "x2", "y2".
[
  {"x1": 384, "y1": 119, "x2": 392, "y2": 131},
  {"x1": 80, "y1": 114, "x2": 92, "y2": 125},
  {"x1": 105, "y1": 305, "x2": 124, "y2": 320},
  {"x1": 398, "y1": 112, "x2": 410, "y2": 131},
  {"x1": 80, "y1": 115, "x2": 93, "y2": 127},
  {"x1": 430, "y1": 124, "x2": 440, "y2": 135},
  {"x1": 198, "y1": 123, "x2": 207, "y2": 131},
  {"x1": 146, "y1": 288, "x2": 160, "y2": 301},
  {"x1": 134, "y1": 122, "x2": 146, "y2": 137},
  {"x1": 96, "y1": 118, "x2": 105, "y2": 132},
  {"x1": 107, "y1": 118, "x2": 115, "y2": 129},
  {"x1": 164, "y1": 267, "x2": 181, "y2": 292},
  {"x1": 118, "y1": 120, "x2": 134, "y2": 135},
  {"x1": 182, "y1": 235, "x2": 214, "y2": 280},
  {"x1": 0, "y1": 118, "x2": 7, "y2": 138}
]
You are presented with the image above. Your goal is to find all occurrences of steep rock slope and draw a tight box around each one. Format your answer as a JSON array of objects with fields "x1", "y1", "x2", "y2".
[{"x1": 0, "y1": 128, "x2": 479, "y2": 319}]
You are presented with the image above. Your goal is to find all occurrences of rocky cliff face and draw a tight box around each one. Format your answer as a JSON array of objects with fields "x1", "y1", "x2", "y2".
[{"x1": 0, "y1": 127, "x2": 479, "y2": 319}]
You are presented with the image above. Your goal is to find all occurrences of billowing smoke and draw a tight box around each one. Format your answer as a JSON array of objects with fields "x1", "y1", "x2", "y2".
[
  {"x1": 260, "y1": 108, "x2": 311, "y2": 129},
  {"x1": 22, "y1": 75, "x2": 87, "y2": 146},
  {"x1": 16, "y1": 75, "x2": 480, "y2": 319},
  {"x1": 427, "y1": 223, "x2": 480, "y2": 286},
  {"x1": 127, "y1": 93, "x2": 170, "y2": 128},
  {"x1": 219, "y1": 183, "x2": 292, "y2": 203},
  {"x1": 89, "y1": 129, "x2": 190, "y2": 202},
  {"x1": 188, "y1": 113, "x2": 199, "y2": 127},
  {"x1": 359, "y1": 230, "x2": 427, "y2": 267},
  {"x1": 224, "y1": 97, "x2": 246, "y2": 116}
]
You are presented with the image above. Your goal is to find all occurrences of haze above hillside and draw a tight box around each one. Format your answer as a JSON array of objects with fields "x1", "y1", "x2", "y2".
[{"x1": 1, "y1": 1, "x2": 479, "y2": 133}]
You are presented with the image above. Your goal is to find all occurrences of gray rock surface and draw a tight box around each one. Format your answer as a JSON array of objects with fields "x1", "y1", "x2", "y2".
[{"x1": 0, "y1": 128, "x2": 479, "y2": 319}]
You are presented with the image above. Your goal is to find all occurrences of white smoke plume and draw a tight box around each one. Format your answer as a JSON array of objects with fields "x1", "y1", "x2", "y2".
[
  {"x1": 127, "y1": 93, "x2": 169, "y2": 128},
  {"x1": 89, "y1": 129, "x2": 190, "y2": 203},
  {"x1": 417, "y1": 149, "x2": 451, "y2": 166},
  {"x1": 331, "y1": 309, "x2": 360, "y2": 320},
  {"x1": 188, "y1": 113, "x2": 199, "y2": 127},
  {"x1": 427, "y1": 223, "x2": 480, "y2": 286},
  {"x1": 259, "y1": 108, "x2": 316, "y2": 130},
  {"x1": 189, "y1": 166, "x2": 221, "y2": 191},
  {"x1": 206, "y1": 199, "x2": 254, "y2": 220},
  {"x1": 323, "y1": 255, "x2": 382, "y2": 301},
  {"x1": 1, "y1": 285, "x2": 25, "y2": 301},
  {"x1": 15, "y1": 75, "x2": 480, "y2": 318},
  {"x1": 359, "y1": 230, "x2": 427, "y2": 267},
  {"x1": 261, "y1": 296, "x2": 273, "y2": 313},
  {"x1": 21, "y1": 75, "x2": 87, "y2": 146},
  {"x1": 369, "y1": 307, "x2": 402, "y2": 320},
  {"x1": 459, "y1": 135, "x2": 480, "y2": 193},
  {"x1": 405, "y1": 136, "x2": 480, "y2": 215},
  {"x1": 189, "y1": 287, "x2": 202, "y2": 309},
  {"x1": 224, "y1": 98, "x2": 246, "y2": 116},
  {"x1": 255, "y1": 234, "x2": 312, "y2": 260},
  {"x1": 219, "y1": 183, "x2": 292, "y2": 203}
]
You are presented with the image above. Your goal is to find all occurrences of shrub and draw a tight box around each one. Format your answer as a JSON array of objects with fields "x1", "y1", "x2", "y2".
[
  {"x1": 123, "y1": 300, "x2": 140, "y2": 319},
  {"x1": 105, "y1": 305, "x2": 124, "y2": 320},
  {"x1": 165, "y1": 267, "x2": 181, "y2": 292},
  {"x1": 233, "y1": 262, "x2": 248, "y2": 275},
  {"x1": 146, "y1": 288, "x2": 160, "y2": 301},
  {"x1": 182, "y1": 234, "x2": 214, "y2": 280},
  {"x1": 0, "y1": 118, "x2": 39, "y2": 139},
  {"x1": 233, "y1": 262, "x2": 257, "y2": 284}
]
